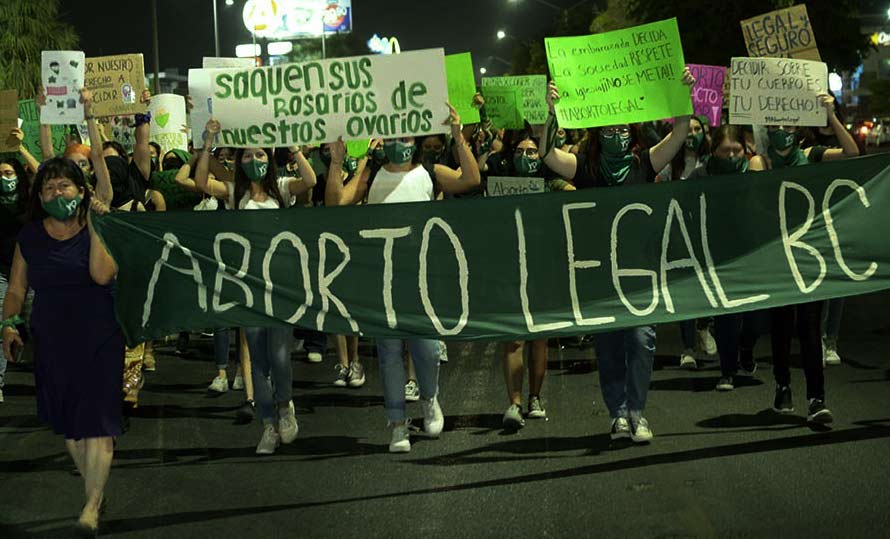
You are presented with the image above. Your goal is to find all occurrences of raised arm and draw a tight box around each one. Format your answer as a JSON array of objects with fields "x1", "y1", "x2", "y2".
[
  {"x1": 194, "y1": 119, "x2": 231, "y2": 199},
  {"x1": 817, "y1": 93, "x2": 859, "y2": 161},
  {"x1": 649, "y1": 67, "x2": 696, "y2": 172},
  {"x1": 326, "y1": 137, "x2": 368, "y2": 206},
  {"x1": 132, "y1": 90, "x2": 153, "y2": 182},
  {"x1": 285, "y1": 145, "x2": 317, "y2": 197},
  {"x1": 541, "y1": 81, "x2": 578, "y2": 180},
  {"x1": 11, "y1": 128, "x2": 40, "y2": 174},
  {"x1": 82, "y1": 89, "x2": 112, "y2": 206},
  {"x1": 433, "y1": 103, "x2": 481, "y2": 194}
]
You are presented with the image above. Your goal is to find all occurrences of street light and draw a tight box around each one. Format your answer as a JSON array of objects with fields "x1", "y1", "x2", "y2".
[
  {"x1": 226, "y1": 0, "x2": 234, "y2": 5},
  {"x1": 480, "y1": 67, "x2": 487, "y2": 75},
  {"x1": 497, "y1": 30, "x2": 506, "y2": 40}
]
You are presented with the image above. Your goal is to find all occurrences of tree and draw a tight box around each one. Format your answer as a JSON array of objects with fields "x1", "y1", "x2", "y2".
[
  {"x1": 0, "y1": 0, "x2": 79, "y2": 99},
  {"x1": 589, "y1": 0, "x2": 636, "y2": 34}
]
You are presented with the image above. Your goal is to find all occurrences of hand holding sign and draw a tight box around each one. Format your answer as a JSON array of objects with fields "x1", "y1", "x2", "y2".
[
  {"x1": 80, "y1": 88, "x2": 93, "y2": 119},
  {"x1": 546, "y1": 81, "x2": 559, "y2": 115},
  {"x1": 330, "y1": 136, "x2": 347, "y2": 164},
  {"x1": 204, "y1": 118, "x2": 221, "y2": 149},
  {"x1": 817, "y1": 92, "x2": 835, "y2": 117},
  {"x1": 443, "y1": 102, "x2": 462, "y2": 140}
]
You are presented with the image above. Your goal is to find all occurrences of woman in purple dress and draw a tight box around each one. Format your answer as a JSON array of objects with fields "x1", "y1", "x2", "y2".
[{"x1": 1, "y1": 143, "x2": 121, "y2": 533}]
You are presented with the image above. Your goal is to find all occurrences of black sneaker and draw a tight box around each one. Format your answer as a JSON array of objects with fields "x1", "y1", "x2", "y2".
[
  {"x1": 235, "y1": 400, "x2": 255, "y2": 424},
  {"x1": 807, "y1": 399, "x2": 834, "y2": 424},
  {"x1": 715, "y1": 376, "x2": 734, "y2": 392},
  {"x1": 737, "y1": 357, "x2": 757, "y2": 377},
  {"x1": 773, "y1": 385, "x2": 794, "y2": 413}
]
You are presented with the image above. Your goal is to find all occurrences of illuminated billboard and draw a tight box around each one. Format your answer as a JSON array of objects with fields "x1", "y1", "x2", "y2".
[{"x1": 242, "y1": 0, "x2": 352, "y2": 39}]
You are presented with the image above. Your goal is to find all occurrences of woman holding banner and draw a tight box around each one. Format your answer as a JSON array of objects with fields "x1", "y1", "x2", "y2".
[
  {"x1": 748, "y1": 92, "x2": 858, "y2": 424},
  {"x1": 325, "y1": 103, "x2": 481, "y2": 453},
  {"x1": 540, "y1": 68, "x2": 696, "y2": 443},
  {"x1": 196, "y1": 119, "x2": 316, "y2": 455}
]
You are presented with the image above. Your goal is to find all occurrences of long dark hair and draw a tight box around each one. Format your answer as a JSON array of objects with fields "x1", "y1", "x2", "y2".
[
  {"x1": 705, "y1": 125, "x2": 749, "y2": 175},
  {"x1": 28, "y1": 157, "x2": 91, "y2": 224},
  {"x1": 670, "y1": 117, "x2": 711, "y2": 181},
  {"x1": 233, "y1": 148, "x2": 286, "y2": 208},
  {"x1": 1, "y1": 157, "x2": 32, "y2": 212},
  {"x1": 580, "y1": 124, "x2": 645, "y2": 180},
  {"x1": 507, "y1": 131, "x2": 541, "y2": 177}
]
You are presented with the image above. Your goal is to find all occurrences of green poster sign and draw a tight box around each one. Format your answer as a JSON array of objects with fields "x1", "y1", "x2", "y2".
[
  {"x1": 445, "y1": 53, "x2": 481, "y2": 125},
  {"x1": 93, "y1": 154, "x2": 890, "y2": 347},
  {"x1": 481, "y1": 86, "x2": 524, "y2": 129},
  {"x1": 481, "y1": 75, "x2": 548, "y2": 125},
  {"x1": 345, "y1": 139, "x2": 370, "y2": 159},
  {"x1": 17, "y1": 99, "x2": 68, "y2": 161},
  {"x1": 545, "y1": 18, "x2": 693, "y2": 128}
]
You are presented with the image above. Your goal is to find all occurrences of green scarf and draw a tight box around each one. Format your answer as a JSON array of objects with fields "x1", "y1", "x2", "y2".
[{"x1": 768, "y1": 145, "x2": 809, "y2": 169}]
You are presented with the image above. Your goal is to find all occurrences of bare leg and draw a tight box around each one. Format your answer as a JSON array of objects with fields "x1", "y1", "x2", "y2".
[
  {"x1": 528, "y1": 338, "x2": 548, "y2": 397},
  {"x1": 406, "y1": 350, "x2": 417, "y2": 383},
  {"x1": 239, "y1": 329, "x2": 254, "y2": 401},
  {"x1": 503, "y1": 341, "x2": 524, "y2": 406},
  {"x1": 347, "y1": 335, "x2": 360, "y2": 365},
  {"x1": 334, "y1": 335, "x2": 349, "y2": 368},
  {"x1": 65, "y1": 438, "x2": 85, "y2": 476},
  {"x1": 79, "y1": 436, "x2": 113, "y2": 528}
]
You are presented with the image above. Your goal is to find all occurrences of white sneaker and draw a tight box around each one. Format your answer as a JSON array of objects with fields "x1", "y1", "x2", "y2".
[
  {"x1": 629, "y1": 413, "x2": 653, "y2": 443},
  {"x1": 389, "y1": 423, "x2": 411, "y2": 453},
  {"x1": 333, "y1": 364, "x2": 349, "y2": 387},
  {"x1": 698, "y1": 328, "x2": 717, "y2": 356},
  {"x1": 207, "y1": 375, "x2": 228, "y2": 394},
  {"x1": 823, "y1": 338, "x2": 841, "y2": 366},
  {"x1": 405, "y1": 380, "x2": 420, "y2": 402},
  {"x1": 610, "y1": 416, "x2": 631, "y2": 440},
  {"x1": 232, "y1": 374, "x2": 245, "y2": 390},
  {"x1": 307, "y1": 352, "x2": 323, "y2": 363},
  {"x1": 421, "y1": 395, "x2": 444, "y2": 436},
  {"x1": 679, "y1": 350, "x2": 697, "y2": 370},
  {"x1": 278, "y1": 401, "x2": 299, "y2": 444},
  {"x1": 436, "y1": 340, "x2": 449, "y2": 364},
  {"x1": 528, "y1": 396, "x2": 547, "y2": 419},
  {"x1": 347, "y1": 361, "x2": 366, "y2": 388},
  {"x1": 255, "y1": 424, "x2": 280, "y2": 455},
  {"x1": 0, "y1": 388, "x2": 4, "y2": 403}
]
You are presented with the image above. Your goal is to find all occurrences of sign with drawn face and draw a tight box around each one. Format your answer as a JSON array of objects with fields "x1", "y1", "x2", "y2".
[{"x1": 41, "y1": 50, "x2": 85, "y2": 125}]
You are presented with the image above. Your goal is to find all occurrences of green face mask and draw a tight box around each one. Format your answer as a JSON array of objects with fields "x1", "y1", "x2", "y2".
[
  {"x1": 769, "y1": 129, "x2": 797, "y2": 151},
  {"x1": 599, "y1": 132, "x2": 633, "y2": 186},
  {"x1": 383, "y1": 141, "x2": 415, "y2": 164},
  {"x1": 343, "y1": 157, "x2": 358, "y2": 174},
  {"x1": 241, "y1": 158, "x2": 268, "y2": 183},
  {"x1": 685, "y1": 132, "x2": 704, "y2": 152},
  {"x1": 513, "y1": 155, "x2": 542, "y2": 177},
  {"x1": 42, "y1": 194, "x2": 82, "y2": 220},
  {"x1": 1, "y1": 176, "x2": 17, "y2": 194},
  {"x1": 371, "y1": 148, "x2": 386, "y2": 163},
  {"x1": 555, "y1": 135, "x2": 567, "y2": 148},
  {"x1": 709, "y1": 155, "x2": 749, "y2": 175}
]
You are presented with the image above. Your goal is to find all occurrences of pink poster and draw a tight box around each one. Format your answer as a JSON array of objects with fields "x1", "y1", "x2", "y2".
[{"x1": 688, "y1": 64, "x2": 726, "y2": 127}]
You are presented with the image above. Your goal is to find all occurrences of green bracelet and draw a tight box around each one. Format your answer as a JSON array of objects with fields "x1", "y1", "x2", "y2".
[{"x1": 0, "y1": 315, "x2": 24, "y2": 329}]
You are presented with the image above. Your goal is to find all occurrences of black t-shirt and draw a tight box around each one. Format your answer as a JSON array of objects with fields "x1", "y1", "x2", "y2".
[
  {"x1": 0, "y1": 201, "x2": 27, "y2": 278},
  {"x1": 572, "y1": 148, "x2": 656, "y2": 189}
]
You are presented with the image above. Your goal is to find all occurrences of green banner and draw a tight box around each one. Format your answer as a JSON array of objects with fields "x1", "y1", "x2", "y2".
[
  {"x1": 17, "y1": 99, "x2": 68, "y2": 161},
  {"x1": 545, "y1": 18, "x2": 693, "y2": 128},
  {"x1": 481, "y1": 86, "x2": 524, "y2": 129},
  {"x1": 481, "y1": 75, "x2": 548, "y2": 125},
  {"x1": 94, "y1": 155, "x2": 890, "y2": 347},
  {"x1": 445, "y1": 53, "x2": 481, "y2": 124}
]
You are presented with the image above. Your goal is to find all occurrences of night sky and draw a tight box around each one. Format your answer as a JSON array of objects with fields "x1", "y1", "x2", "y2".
[{"x1": 57, "y1": 0, "x2": 585, "y2": 77}]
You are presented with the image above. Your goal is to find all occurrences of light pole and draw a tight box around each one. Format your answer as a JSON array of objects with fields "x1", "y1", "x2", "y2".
[
  {"x1": 212, "y1": 0, "x2": 221, "y2": 57},
  {"x1": 151, "y1": 0, "x2": 160, "y2": 93}
]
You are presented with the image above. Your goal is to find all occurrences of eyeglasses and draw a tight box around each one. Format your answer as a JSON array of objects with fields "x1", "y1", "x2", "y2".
[
  {"x1": 601, "y1": 127, "x2": 630, "y2": 137},
  {"x1": 514, "y1": 147, "x2": 539, "y2": 157}
]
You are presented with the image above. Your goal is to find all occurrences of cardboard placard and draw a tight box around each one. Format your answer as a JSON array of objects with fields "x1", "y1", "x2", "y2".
[
  {"x1": 203, "y1": 57, "x2": 255, "y2": 69},
  {"x1": 41, "y1": 50, "x2": 85, "y2": 125},
  {"x1": 729, "y1": 57, "x2": 828, "y2": 127},
  {"x1": 486, "y1": 176, "x2": 546, "y2": 197},
  {"x1": 209, "y1": 49, "x2": 450, "y2": 147},
  {"x1": 481, "y1": 75, "x2": 548, "y2": 125},
  {"x1": 741, "y1": 5, "x2": 821, "y2": 61},
  {"x1": 0, "y1": 90, "x2": 19, "y2": 152},
  {"x1": 149, "y1": 93, "x2": 188, "y2": 155},
  {"x1": 445, "y1": 53, "x2": 480, "y2": 124},
  {"x1": 481, "y1": 86, "x2": 523, "y2": 129},
  {"x1": 545, "y1": 18, "x2": 692, "y2": 128},
  {"x1": 84, "y1": 54, "x2": 147, "y2": 117}
]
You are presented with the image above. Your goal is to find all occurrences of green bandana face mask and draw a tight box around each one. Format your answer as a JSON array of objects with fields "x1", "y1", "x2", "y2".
[
  {"x1": 709, "y1": 155, "x2": 748, "y2": 175},
  {"x1": 383, "y1": 141, "x2": 415, "y2": 164},
  {"x1": 1, "y1": 176, "x2": 17, "y2": 194},
  {"x1": 241, "y1": 159, "x2": 268, "y2": 183},
  {"x1": 769, "y1": 129, "x2": 797, "y2": 152},
  {"x1": 42, "y1": 195, "x2": 82, "y2": 220},
  {"x1": 599, "y1": 132, "x2": 633, "y2": 186},
  {"x1": 513, "y1": 155, "x2": 542, "y2": 177},
  {"x1": 555, "y1": 135, "x2": 567, "y2": 148},
  {"x1": 685, "y1": 132, "x2": 704, "y2": 152},
  {"x1": 343, "y1": 157, "x2": 358, "y2": 174}
]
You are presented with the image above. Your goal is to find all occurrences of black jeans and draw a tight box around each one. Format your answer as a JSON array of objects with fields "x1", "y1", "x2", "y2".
[
  {"x1": 715, "y1": 314, "x2": 743, "y2": 377},
  {"x1": 296, "y1": 329, "x2": 327, "y2": 354},
  {"x1": 770, "y1": 302, "x2": 825, "y2": 400}
]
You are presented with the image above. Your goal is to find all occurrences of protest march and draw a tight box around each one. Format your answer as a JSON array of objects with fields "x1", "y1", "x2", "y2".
[{"x1": 0, "y1": 1, "x2": 888, "y2": 537}]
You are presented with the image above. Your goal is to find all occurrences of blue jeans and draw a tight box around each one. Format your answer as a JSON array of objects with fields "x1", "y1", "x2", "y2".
[
  {"x1": 376, "y1": 338, "x2": 439, "y2": 423},
  {"x1": 594, "y1": 326, "x2": 655, "y2": 418},
  {"x1": 214, "y1": 329, "x2": 233, "y2": 370},
  {"x1": 244, "y1": 327, "x2": 293, "y2": 423},
  {"x1": 0, "y1": 274, "x2": 33, "y2": 388},
  {"x1": 821, "y1": 298, "x2": 844, "y2": 340}
]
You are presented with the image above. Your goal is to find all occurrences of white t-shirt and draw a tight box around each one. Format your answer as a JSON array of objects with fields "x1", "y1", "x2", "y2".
[
  {"x1": 367, "y1": 165, "x2": 435, "y2": 204},
  {"x1": 224, "y1": 177, "x2": 297, "y2": 210}
]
